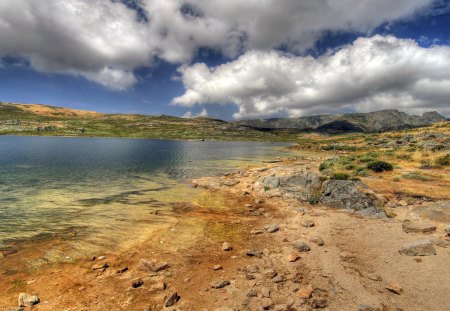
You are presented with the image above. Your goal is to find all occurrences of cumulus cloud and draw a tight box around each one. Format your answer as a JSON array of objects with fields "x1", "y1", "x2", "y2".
[
  {"x1": 0, "y1": 0, "x2": 436, "y2": 89},
  {"x1": 182, "y1": 107, "x2": 208, "y2": 118},
  {"x1": 173, "y1": 35, "x2": 450, "y2": 119}
]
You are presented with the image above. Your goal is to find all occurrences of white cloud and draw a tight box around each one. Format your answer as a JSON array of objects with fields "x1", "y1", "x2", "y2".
[
  {"x1": 182, "y1": 107, "x2": 208, "y2": 118},
  {"x1": 173, "y1": 35, "x2": 450, "y2": 119},
  {"x1": 0, "y1": 0, "x2": 436, "y2": 89}
]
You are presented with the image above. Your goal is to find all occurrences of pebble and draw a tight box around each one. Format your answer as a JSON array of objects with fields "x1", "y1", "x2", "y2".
[
  {"x1": 309, "y1": 236, "x2": 324, "y2": 246},
  {"x1": 213, "y1": 265, "x2": 223, "y2": 270},
  {"x1": 250, "y1": 229, "x2": 265, "y2": 235},
  {"x1": 402, "y1": 220, "x2": 437, "y2": 234},
  {"x1": 131, "y1": 278, "x2": 144, "y2": 288},
  {"x1": 245, "y1": 204, "x2": 253, "y2": 208},
  {"x1": 445, "y1": 226, "x2": 450, "y2": 236},
  {"x1": 386, "y1": 283, "x2": 403, "y2": 295},
  {"x1": 367, "y1": 273, "x2": 382, "y2": 281},
  {"x1": 92, "y1": 263, "x2": 109, "y2": 271},
  {"x1": 247, "y1": 290, "x2": 258, "y2": 297},
  {"x1": 211, "y1": 280, "x2": 231, "y2": 289},
  {"x1": 246, "y1": 250, "x2": 263, "y2": 258},
  {"x1": 164, "y1": 292, "x2": 180, "y2": 307},
  {"x1": 286, "y1": 252, "x2": 300, "y2": 262},
  {"x1": 265, "y1": 224, "x2": 280, "y2": 233},
  {"x1": 339, "y1": 251, "x2": 355, "y2": 261},
  {"x1": 222, "y1": 242, "x2": 233, "y2": 251},
  {"x1": 292, "y1": 240, "x2": 311, "y2": 252},
  {"x1": 261, "y1": 298, "x2": 274, "y2": 310},
  {"x1": 98, "y1": 255, "x2": 106, "y2": 260},
  {"x1": 152, "y1": 281, "x2": 166, "y2": 291},
  {"x1": 272, "y1": 275, "x2": 285, "y2": 283},
  {"x1": 260, "y1": 287, "x2": 271, "y2": 298},
  {"x1": 116, "y1": 267, "x2": 128, "y2": 274},
  {"x1": 296, "y1": 284, "x2": 314, "y2": 299},
  {"x1": 358, "y1": 304, "x2": 381, "y2": 311},
  {"x1": 138, "y1": 259, "x2": 170, "y2": 272},
  {"x1": 302, "y1": 220, "x2": 315, "y2": 227},
  {"x1": 18, "y1": 293, "x2": 40, "y2": 308},
  {"x1": 400, "y1": 240, "x2": 436, "y2": 256},
  {"x1": 263, "y1": 269, "x2": 278, "y2": 278}
]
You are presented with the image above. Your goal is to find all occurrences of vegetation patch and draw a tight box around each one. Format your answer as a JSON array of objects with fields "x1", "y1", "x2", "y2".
[
  {"x1": 401, "y1": 171, "x2": 430, "y2": 181},
  {"x1": 330, "y1": 172, "x2": 350, "y2": 180},
  {"x1": 367, "y1": 161, "x2": 393, "y2": 172}
]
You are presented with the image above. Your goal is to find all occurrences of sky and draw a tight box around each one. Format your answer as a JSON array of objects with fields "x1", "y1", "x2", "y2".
[{"x1": 0, "y1": 0, "x2": 449, "y2": 120}]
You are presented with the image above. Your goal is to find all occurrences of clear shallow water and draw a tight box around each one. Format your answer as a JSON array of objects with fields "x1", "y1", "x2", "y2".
[{"x1": 0, "y1": 136, "x2": 289, "y2": 256}]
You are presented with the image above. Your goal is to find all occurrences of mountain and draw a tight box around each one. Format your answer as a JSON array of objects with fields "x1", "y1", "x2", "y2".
[{"x1": 236, "y1": 109, "x2": 448, "y2": 133}]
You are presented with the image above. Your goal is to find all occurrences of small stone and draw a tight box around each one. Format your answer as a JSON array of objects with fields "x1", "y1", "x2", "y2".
[
  {"x1": 222, "y1": 242, "x2": 233, "y2": 251},
  {"x1": 311, "y1": 297, "x2": 328, "y2": 308},
  {"x1": 445, "y1": 226, "x2": 450, "y2": 236},
  {"x1": 296, "y1": 284, "x2": 313, "y2": 299},
  {"x1": 292, "y1": 240, "x2": 310, "y2": 252},
  {"x1": 245, "y1": 274, "x2": 256, "y2": 280},
  {"x1": 138, "y1": 259, "x2": 170, "y2": 272},
  {"x1": 263, "y1": 269, "x2": 277, "y2": 279},
  {"x1": 131, "y1": 278, "x2": 144, "y2": 288},
  {"x1": 302, "y1": 220, "x2": 315, "y2": 227},
  {"x1": 18, "y1": 293, "x2": 40, "y2": 308},
  {"x1": 400, "y1": 240, "x2": 436, "y2": 256},
  {"x1": 184, "y1": 277, "x2": 191, "y2": 283},
  {"x1": 250, "y1": 229, "x2": 264, "y2": 235},
  {"x1": 265, "y1": 224, "x2": 280, "y2": 233},
  {"x1": 260, "y1": 287, "x2": 271, "y2": 298},
  {"x1": 386, "y1": 283, "x2": 403, "y2": 295},
  {"x1": 367, "y1": 273, "x2": 382, "y2": 282},
  {"x1": 255, "y1": 199, "x2": 265, "y2": 204},
  {"x1": 164, "y1": 292, "x2": 180, "y2": 307},
  {"x1": 98, "y1": 255, "x2": 106, "y2": 260},
  {"x1": 286, "y1": 252, "x2": 300, "y2": 262},
  {"x1": 211, "y1": 280, "x2": 231, "y2": 289},
  {"x1": 246, "y1": 250, "x2": 263, "y2": 258},
  {"x1": 92, "y1": 263, "x2": 109, "y2": 271},
  {"x1": 272, "y1": 275, "x2": 285, "y2": 283},
  {"x1": 398, "y1": 200, "x2": 408, "y2": 206},
  {"x1": 152, "y1": 281, "x2": 166, "y2": 291},
  {"x1": 213, "y1": 265, "x2": 223, "y2": 270},
  {"x1": 261, "y1": 298, "x2": 274, "y2": 310},
  {"x1": 339, "y1": 251, "x2": 355, "y2": 261},
  {"x1": 116, "y1": 267, "x2": 128, "y2": 274},
  {"x1": 402, "y1": 220, "x2": 437, "y2": 234},
  {"x1": 247, "y1": 290, "x2": 258, "y2": 297},
  {"x1": 309, "y1": 236, "x2": 324, "y2": 246},
  {"x1": 245, "y1": 203, "x2": 253, "y2": 208},
  {"x1": 358, "y1": 304, "x2": 381, "y2": 311}
]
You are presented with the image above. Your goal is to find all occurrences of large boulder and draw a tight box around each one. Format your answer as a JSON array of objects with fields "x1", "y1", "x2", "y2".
[
  {"x1": 279, "y1": 171, "x2": 322, "y2": 201},
  {"x1": 319, "y1": 180, "x2": 382, "y2": 211}
]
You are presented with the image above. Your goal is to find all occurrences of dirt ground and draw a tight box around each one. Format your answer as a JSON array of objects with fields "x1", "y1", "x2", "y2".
[{"x1": 1, "y1": 159, "x2": 449, "y2": 311}]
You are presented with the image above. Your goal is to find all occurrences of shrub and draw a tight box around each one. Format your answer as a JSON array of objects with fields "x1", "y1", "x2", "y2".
[
  {"x1": 331, "y1": 172, "x2": 350, "y2": 180},
  {"x1": 402, "y1": 172, "x2": 429, "y2": 181},
  {"x1": 355, "y1": 167, "x2": 369, "y2": 176},
  {"x1": 319, "y1": 161, "x2": 333, "y2": 171},
  {"x1": 344, "y1": 164, "x2": 356, "y2": 170},
  {"x1": 367, "y1": 161, "x2": 393, "y2": 172},
  {"x1": 358, "y1": 156, "x2": 377, "y2": 163},
  {"x1": 435, "y1": 154, "x2": 450, "y2": 167}
]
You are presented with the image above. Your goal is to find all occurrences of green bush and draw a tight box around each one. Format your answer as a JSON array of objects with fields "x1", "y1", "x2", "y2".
[
  {"x1": 402, "y1": 172, "x2": 429, "y2": 181},
  {"x1": 344, "y1": 164, "x2": 356, "y2": 170},
  {"x1": 367, "y1": 161, "x2": 393, "y2": 172},
  {"x1": 331, "y1": 172, "x2": 350, "y2": 180},
  {"x1": 358, "y1": 156, "x2": 378, "y2": 163},
  {"x1": 319, "y1": 161, "x2": 333, "y2": 171},
  {"x1": 355, "y1": 167, "x2": 369, "y2": 176},
  {"x1": 435, "y1": 154, "x2": 450, "y2": 167}
]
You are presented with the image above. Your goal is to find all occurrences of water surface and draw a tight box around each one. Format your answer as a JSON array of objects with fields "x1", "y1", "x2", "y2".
[{"x1": 0, "y1": 136, "x2": 290, "y2": 258}]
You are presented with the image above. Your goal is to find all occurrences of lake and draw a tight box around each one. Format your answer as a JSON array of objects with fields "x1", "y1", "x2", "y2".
[{"x1": 0, "y1": 136, "x2": 290, "y2": 258}]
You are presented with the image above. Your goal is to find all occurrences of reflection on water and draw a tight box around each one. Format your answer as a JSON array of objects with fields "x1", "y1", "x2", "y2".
[{"x1": 0, "y1": 136, "x2": 290, "y2": 258}]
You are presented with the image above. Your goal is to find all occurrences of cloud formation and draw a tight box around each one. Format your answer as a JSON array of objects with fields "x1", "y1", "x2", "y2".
[
  {"x1": 0, "y1": 0, "x2": 435, "y2": 89},
  {"x1": 173, "y1": 35, "x2": 450, "y2": 119}
]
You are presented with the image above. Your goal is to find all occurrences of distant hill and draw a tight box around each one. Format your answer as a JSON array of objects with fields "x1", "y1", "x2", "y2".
[{"x1": 236, "y1": 109, "x2": 448, "y2": 133}]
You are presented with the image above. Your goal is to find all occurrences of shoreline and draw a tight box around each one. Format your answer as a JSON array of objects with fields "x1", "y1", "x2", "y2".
[{"x1": 1, "y1": 155, "x2": 450, "y2": 310}]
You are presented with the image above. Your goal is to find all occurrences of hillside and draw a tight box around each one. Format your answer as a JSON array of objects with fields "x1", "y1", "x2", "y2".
[
  {"x1": 0, "y1": 102, "x2": 293, "y2": 141},
  {"x1": 236, "y1": 109, "x2": 448, "y2": 133}
]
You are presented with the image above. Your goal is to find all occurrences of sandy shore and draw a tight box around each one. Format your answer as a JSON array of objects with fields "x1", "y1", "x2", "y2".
[{"x1": 1, "y1": 157, "x2": 449, "y2": 311}]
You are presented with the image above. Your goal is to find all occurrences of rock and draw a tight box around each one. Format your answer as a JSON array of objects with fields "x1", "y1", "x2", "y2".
[
  {"x1": 446, "y1": 226, "x2": 450, "y2": 236},
  {"x1": 246, "y1": 250, "x2": 263, "y2": 257},
  {"x1": 286, "y1": 252, "x2": 300, "y2": 262},
  {"x1": 245, "y1": 274, "x2": 256, "y2": 280},
  {"x1": 6, "y1": 308, "x2": 24, "y2": 311},
  {"x1": 131, "y1": 278, "x2": 144, "y2": 288},
  {"x1": 302, "y1": 220, "x2": 315, "y2": 227},
  {"x1": 311, "y1": 297, "x2": 328, "y2": 308},
  {"x1": 247, "y1": 290, "x2": 258, "y2": 297},
  {"x1": 18, "y1": 293, "x2": 40, "y2": 307},
  {"x1": 262, "y1": 176, "x2": 281, "y2": 190},
  {"x1": 260, "y1": 287, "x2": 271, "y2": 298},
  {"x1": 296, "y1": 284, "x2": 314, "y2": 299},
  {"x1": 138, "y1": 259, "x2": 169, "y2": 272},
  {"x1": 211, "y1": 280, "x2": 231, "y2": 289},
  {"x1": 164, "y1": 292, "x2": 180, "y2": 307},
  {"x1": 386, "y1": 283, "x2": 403, "y2": 295},
  {"x1": 98, "y1": 255, "x2": 106, "y2": 260},
  {"x1": 261, "y1": 298, "x2": 274, "y2": 310},
  {"x1": 152, "y1": 281, "x2": 166, "y2": 291},
  {"x1": 116, "y1": 267, "x2": 128, "y2": 274},
  {"x1": 265, "y1": 224, "x2": 280, "y2": 233},
  {"x1": 92, "y1": 263, "x2": 109, "y2": 271},
  {"x1": 279, "y1": 171, "x2": 322, "y2": 201},
  {"x1": 358, "y1": 304, "x2": 381, "y2": 311},
  {"x1": 402, "y1": 220, "x2": 437, "y2": 233},
  {"x1": 398, "y1": 200, "x2": 408, "y2": 206},
  {"x1": 309, "y1": 236, "x2": 324, "y2": 246},
  {"x1": 245, "y1": 265, "x2": 259, "y2": 273},
  {"x1": 213, "y1": 265, "x2": 223, "y2": 271},
  {"x1": 222, "y1": 242, "x2": 233, "y2": 251},
  {"x1": 256, "y1": 199, "x2": 265, "y2": 204},
  {"x1": 263, "y1": 269, "x2": 278, "y2": 278},
  {"x1": 292, "y1": 240, "x2": 311, "y2": 252},
  {"x1": 319, "y1": 180, "x2": 382, "y2": 212},
  {"x1": 400, "y1": 240, "x2": 436, "y2": 256},
  {"x1": 339, "y1": 251, "x2": 355, "y2": 261},
  {"x1": 272, "y1": 275, "x2": 285, "y2": 283},
  {"x1": 250, "y1": 229, "x2": 265, "y2": 235}
]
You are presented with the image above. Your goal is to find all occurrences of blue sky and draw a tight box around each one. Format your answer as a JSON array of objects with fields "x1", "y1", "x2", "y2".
[{"x1": 0, "y1": 0, "x2": 449, "y2": 119}]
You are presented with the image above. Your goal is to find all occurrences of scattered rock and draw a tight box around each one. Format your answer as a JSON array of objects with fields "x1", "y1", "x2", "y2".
[
  {"x1": 247, "y1": 290, "x2": 258, "y2": 297},
  {"x1": 261, "y1": 298, "x2": 274, "y2": 310},
  {"x1": 339, "y1": 251, "x2": 356, "y2": 262},
  {"x1": 311, "y1": 297, "x2": 328, "y2": 308},
  {"x1": 272, "y1": 275, "x2": 285, "y2": 283},
  {"x1": 260, "y1": 287, "x2": 271, "y2": 298},
  {"x1": 302, "y1": 220, "x2": 315, "y2": 227},
  {"x1": 386, "y1": 283, "x2": 403, "y2": 295},
  {"x1": 211, "y1": 280, "x2": 231, "y2": 289},
  {"x1": 18, "y1": 293, "x2": 40, "y2": 308},
  {"x1": 265, "y1": 224, "x2": 280, "y2": 233},
  {"x1": 222, "y1": 242, "x2": 233, "y2": 251},
  {"x1": 131, "y1": 278, "x2": 144, "y2": 288},
  {"x1": 358, "y1": 304, "x2": 381, "y2": 311},
  {"x1": 116, "y1": 267, "x2": 128, "y2": 274},
  {"x1": 164, "y1": 292, "x2": 180, "y2": 307},
  {"x1": 402, "y1": 220, "x2": 437, "y2": 234},
  {"x1": 152, "y1": 281, "x2": 166, "y2": 291},
  {"x1": 246, "y1": 250, "x2": 263, "y2": 258},
  {"x1": 292, "y1": 240, "x2": 311, "y2": 252},
  {"x1": 213, "y1": 265, "x2": 223, "y2": 271},
  {"x1": 92, "y1": 263, "x2": 109, "y2": 271},
  {"x1": 263, "y1": 269, "x2": 278, "y2": 279},
  {"x1": 445, "y1": 226, "x2": 450, "y2": 236},
  {"x1": 250, "y1": 229, "x2": 265, "y2": 235},
  {"x1": 138, "y1": 259, "x2": 170, "y2": 272},
  {"x1": 400, "y1": 240, "x2": 437, "y2": 256},
  {"x1": 296, "y1": 284, "x2": 314, "y2": 299},
  {"x1": 309, "y1": 236, "x2": 324, "y2": 246},
  {"x1": 286, "y1": 252, "x2": 300, "y2": 262}
]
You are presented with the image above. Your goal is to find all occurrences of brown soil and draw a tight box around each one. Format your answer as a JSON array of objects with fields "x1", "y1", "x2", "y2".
[{"x1": 1, "y1": 159, "x2": 449, "y2": 311}]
